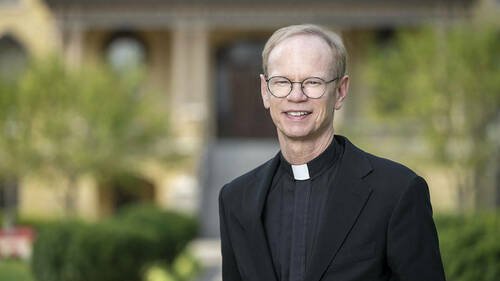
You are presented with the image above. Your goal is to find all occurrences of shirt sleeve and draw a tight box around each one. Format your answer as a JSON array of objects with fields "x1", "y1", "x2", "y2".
[
  {"x1": 219, "y1": 185, "x2": 243, "y2": 281},
  {"x1": 387, "y1": 175, "x2": 447, "y2": 281}
]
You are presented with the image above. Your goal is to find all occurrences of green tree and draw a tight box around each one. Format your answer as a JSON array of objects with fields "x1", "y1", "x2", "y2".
[
  {"x1": 365, "y1": 22, "x2": 500, "y2": 209},
  {"x1": 0, "y1": 55, "x2": 172, "y2": 220}
]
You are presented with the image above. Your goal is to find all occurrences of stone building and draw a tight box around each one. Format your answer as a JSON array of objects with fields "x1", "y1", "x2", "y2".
[{"x1": 0, "y1": 0, "x2": 490, "y2": 227}]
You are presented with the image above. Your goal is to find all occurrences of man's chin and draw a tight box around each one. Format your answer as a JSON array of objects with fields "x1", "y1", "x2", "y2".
[{"x1": 278, "y1": 128, "x2": 313, "y2": 141}]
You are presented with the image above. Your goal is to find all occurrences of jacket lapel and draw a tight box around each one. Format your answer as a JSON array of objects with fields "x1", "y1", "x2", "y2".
[
  {"x1": 244, "y1": 153, "x2": 280, "y2": 281},
  {"x1": 305, "y1": 136, "x2": 374, "y2": 281}
]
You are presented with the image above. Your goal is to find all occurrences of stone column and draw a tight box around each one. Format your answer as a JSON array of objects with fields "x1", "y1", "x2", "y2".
[
  {"x1": 65, "y1": 23, "x2": 83, "y2": 68},
  {"x1": 170, "y1": 21, "x2": 210, "y2": 152}
]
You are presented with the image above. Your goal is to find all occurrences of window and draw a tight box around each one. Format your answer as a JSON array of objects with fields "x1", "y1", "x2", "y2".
[
  {"x1": 0, "y1": 179, "x2": 18, "y2": 210},
  {"x1": 104, "y1": 32, "x2": 148, "y2": 74},
  {"x1": 0, "y1": 34, "x2": 28, "y2": 80}
]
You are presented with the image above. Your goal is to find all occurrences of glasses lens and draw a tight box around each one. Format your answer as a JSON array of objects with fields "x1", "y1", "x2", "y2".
[
  {"x1": 268, "y1": 77, "x2": 291, "y2": 97},
  {"x1": 303, "y1": 77, "x2": 326, "y2": 98}
]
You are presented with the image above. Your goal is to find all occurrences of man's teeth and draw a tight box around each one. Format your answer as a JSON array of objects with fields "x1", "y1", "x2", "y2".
[{"x1": 287, "y1": 111, "x2": 310, "y2": 116}]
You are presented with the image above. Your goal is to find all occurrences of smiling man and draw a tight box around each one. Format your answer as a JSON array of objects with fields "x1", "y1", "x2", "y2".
[{"x1": 218, "y1": 24, "x2": 446, "y2": 281}]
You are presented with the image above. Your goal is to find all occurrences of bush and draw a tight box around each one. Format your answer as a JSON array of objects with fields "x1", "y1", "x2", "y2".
[
  {"x1": 145, "y1": 252, "x2": 201, "y2": 281},
  {"x1": 435, "y1": 212, "x2": 500, "y2": 281},
  {"x1": 16, "y1": 216, "x2": 57, "y2": 232},
  {"x1": 65, "y1": 221, "x2": 158, "y2": 281},
  {"x1": 31, "y1": 221, "x2": 85, "y2": 281},
  {"x1": 169, "y1": 251, "x2": 201, "y2": 281},
  {"x1": 116, "y1": 204, "x2": 198, "y2": 264},
  {"x1": 31, "y1": 205, "x2": 198, "y2": 281}
]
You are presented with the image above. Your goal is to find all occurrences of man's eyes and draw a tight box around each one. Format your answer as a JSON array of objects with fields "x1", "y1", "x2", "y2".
[
  {"x1": 274, "y1": 80, "x2": 290, "y2": 85},
  {"x1": 304, "y1": 80, "x2": 322, "y2": 86},
  {"x1": 271, "y1": 78, "x2": 323, "y2": 86}
]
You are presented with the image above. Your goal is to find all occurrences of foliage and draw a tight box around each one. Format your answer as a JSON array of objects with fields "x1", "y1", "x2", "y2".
[
  {"x1": 31, "y1": 205, "x2": 198, "y2": 281},
  {"x1": 15, "y1": 216, "x2": 57, "y2": 232},
  {"x1": 115, "y1": 204, "x2": 199, "y2": 264},
  {"x1": 169, "y1": 252, "x2": 201, "y2": 281},
  {"x1": 31, "y1": 220, "x2": 85, "y2": 281},
  {"x1": 65, "y1": 221, "x2": 158, "y2": 281},
  {"x1": 364, "y1": 21, "x2": 500, "y2": 206},
  {"x1": 435, "y1": 212, "x2": 500, "y2": 281},
  {"x1": 0, "y1": 253, "x2": 200, "y2": 281},
  {"x1": 0, "y1": 55, "x2": 171, "y2": 212},
  {"x1": 145, "y1": 252, "x2": 202, "y2": 281}
]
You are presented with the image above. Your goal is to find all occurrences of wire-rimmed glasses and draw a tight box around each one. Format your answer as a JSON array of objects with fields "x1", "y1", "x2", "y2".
[{"x1": 265, "y1": 76, "x2": 340, "y2": 99}]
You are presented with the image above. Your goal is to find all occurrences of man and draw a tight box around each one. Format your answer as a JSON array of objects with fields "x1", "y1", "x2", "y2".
[{"x1": 218, "y1": 24, "x2": 446, "y2": 281}]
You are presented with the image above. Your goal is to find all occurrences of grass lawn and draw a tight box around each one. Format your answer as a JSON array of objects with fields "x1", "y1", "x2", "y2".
[{"x1": 0, "y1": 259, "x2": 35, "y2": 281}]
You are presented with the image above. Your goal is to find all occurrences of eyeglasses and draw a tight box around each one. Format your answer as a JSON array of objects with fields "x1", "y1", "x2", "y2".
[{"x1": 265, "y1": 76, "x2": 341, "y2": 99}]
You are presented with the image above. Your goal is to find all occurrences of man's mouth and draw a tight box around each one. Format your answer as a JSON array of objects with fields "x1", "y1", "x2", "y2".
[{"x1": 285, "y1": 111, "x2": 311, "y2": 117}]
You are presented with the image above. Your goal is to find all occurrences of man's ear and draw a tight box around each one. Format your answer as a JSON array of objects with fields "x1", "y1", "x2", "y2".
[
  {"x1": 260, "y1": 74, "x2": 270, "y2": 109},
  {"x1": 334, "y1": 75, "x2": 349, "y2": 110}
]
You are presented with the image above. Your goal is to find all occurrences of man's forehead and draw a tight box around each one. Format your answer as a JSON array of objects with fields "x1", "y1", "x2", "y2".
[
  {"x1": 267, "y1": 34, "x2": 334, "y2": 76},
  {"x1": 269, "y1": 34, "x2": 332, "y2": 58}
]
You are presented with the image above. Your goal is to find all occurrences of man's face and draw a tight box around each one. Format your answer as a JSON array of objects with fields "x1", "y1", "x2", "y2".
[{"x1": 260, "y1": 34, "x2": 348, "y2": 142}]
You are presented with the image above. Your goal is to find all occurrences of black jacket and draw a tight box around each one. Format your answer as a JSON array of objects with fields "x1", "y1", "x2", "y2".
[{"x1": 219, "y1": 135, "x2": 446, "y2": 281}]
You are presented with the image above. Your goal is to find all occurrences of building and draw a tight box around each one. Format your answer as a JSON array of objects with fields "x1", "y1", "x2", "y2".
[{"x1": 0, "y1": 0, "x2": 489, "y2": 228}]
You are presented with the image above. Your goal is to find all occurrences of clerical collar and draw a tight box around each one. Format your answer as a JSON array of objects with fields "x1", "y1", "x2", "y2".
[
  {"x1": 279, "y1": 136, "x2": 341, "y2": 181},
  {"x1": 291, "y1": 164, "x2": 310, "y2": 180}
]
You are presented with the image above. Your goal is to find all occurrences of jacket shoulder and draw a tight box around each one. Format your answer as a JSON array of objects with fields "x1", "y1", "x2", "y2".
[
  {"x1": 359, "y1": 149, "x2": 425, "y2": 203},
  {"x1": 364, "y1": 151, "x2": 418, "y2": 180}
]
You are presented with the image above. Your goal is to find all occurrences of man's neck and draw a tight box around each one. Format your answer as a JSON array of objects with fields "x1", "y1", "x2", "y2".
[{"x1": 278, "y1": 128, "x2": 335, "y2": 165}]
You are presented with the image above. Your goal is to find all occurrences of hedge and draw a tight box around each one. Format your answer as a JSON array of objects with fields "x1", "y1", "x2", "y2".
[
  {"x1": 31, "y1": 221, "x2": 85, "y2": 281},
  {"x1": 435, "y1": 212, "x2": 500, "y2": 281},
  {"x1": 31, "y1": 205, "x2": 197, "y2": 281},
  {"x1": 25, "y1": 207, "x2": 500, "y2": 281},
  {"x1": 115, "y1": 204, "x2": 198, "y2": 265}
]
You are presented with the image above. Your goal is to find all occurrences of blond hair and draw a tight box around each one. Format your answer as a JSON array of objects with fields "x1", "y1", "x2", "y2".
[{"x1": 262, "y1": 24, "x2": 347, "y2": 78}]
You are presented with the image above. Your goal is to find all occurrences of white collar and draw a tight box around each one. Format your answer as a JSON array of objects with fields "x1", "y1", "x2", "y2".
[{"x1": 291, "y1": 164, "x2": 310, "y2": 180}]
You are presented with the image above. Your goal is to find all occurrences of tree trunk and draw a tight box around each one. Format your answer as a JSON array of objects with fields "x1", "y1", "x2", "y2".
[
  {"x1": 455, "y1": 167, "x2": 475, "y2": 212},
  {"x1": 2, "y1": 177, "x2": 18, "y2": 229},
  {"x1": 496, "y1": 152, "x2": 500, "y2": 207},
  {"x1": 64, "y1": 173, "x2": 78, "y2": 216}
]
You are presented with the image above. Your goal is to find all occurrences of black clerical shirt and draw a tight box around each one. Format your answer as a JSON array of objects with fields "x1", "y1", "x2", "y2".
[{"x1": 263, "y1": 137, "x2": 344, "y2": 281}]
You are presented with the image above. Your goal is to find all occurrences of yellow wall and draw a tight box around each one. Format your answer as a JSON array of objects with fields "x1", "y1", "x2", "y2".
[
  {"x1": 19, "y1": 173, "x2": 101, "y2": 219},
  {"x1": 0, "y1": 0, "x2": 60, "y2": 56}
]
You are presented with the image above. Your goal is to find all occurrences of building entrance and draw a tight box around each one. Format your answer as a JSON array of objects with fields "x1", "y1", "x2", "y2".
[{"x1": 215, "y1": 40, "x2": 276, "y2": 138}]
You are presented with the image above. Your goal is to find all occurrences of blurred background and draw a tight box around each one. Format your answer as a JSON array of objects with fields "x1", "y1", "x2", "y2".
[{"x1": 0, "y1": 0, "x2": 499, "y2": 280}]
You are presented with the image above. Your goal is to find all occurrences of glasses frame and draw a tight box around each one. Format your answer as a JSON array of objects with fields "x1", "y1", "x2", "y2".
[{"x1": 265, "y1": 76, "x2": 341, "y2": 99}]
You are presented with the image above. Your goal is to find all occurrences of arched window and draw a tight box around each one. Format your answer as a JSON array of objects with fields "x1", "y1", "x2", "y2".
[
  {"x1": 0, "y1": 34, "x2": 28, "y2": 80},
  {"x1": 98, "y1": 172, "x2": 155, "y2": 214},
  {"x1": 104, "y1": 31, "x2": 148, "y2": 74}
]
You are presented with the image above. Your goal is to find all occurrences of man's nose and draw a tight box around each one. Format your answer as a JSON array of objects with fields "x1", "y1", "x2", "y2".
[{"x1": 287, "y1": 82, "x2": 308, "y2": 102}]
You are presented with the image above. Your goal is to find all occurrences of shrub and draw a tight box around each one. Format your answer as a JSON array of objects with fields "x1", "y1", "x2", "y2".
[
  {"x1": 16, "y1": 216, "x2": 56, "y2": 232},
  {"x1": 31, "y1": 205, "x2": 198, "y2": 281},
  {"x1": 435, "y1": 212, "x2": 500, "y2": 281},
  {"x1": 31, "y1": 221, "x2": 85, "y2": 281},
  {"x1": 170, "y1": 251, "x2": 202, "y2": 281},
  {"x1": 115, "y1": 204, "x2": 198, "y2": 264},
  {"x1": 144, "y1": 252, "x2": 201, "y2": 281},
  {"x1": 64, "y1": 221, "x2": 158, "y2": 281}
]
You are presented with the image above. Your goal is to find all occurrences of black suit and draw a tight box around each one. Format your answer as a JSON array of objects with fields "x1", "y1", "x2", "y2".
[{"x1": 219, "y1": 135, "x2": 446, "y2": 281}]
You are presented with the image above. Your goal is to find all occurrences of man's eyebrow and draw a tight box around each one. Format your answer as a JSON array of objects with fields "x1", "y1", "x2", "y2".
[{"x1": 269, "y1": 74, "x2": 330, "y2": 80}]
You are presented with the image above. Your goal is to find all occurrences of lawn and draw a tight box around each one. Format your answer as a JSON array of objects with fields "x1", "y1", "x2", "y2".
[{"x1": 0, "y1": 259, "x2": 35, "y2": 281}]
